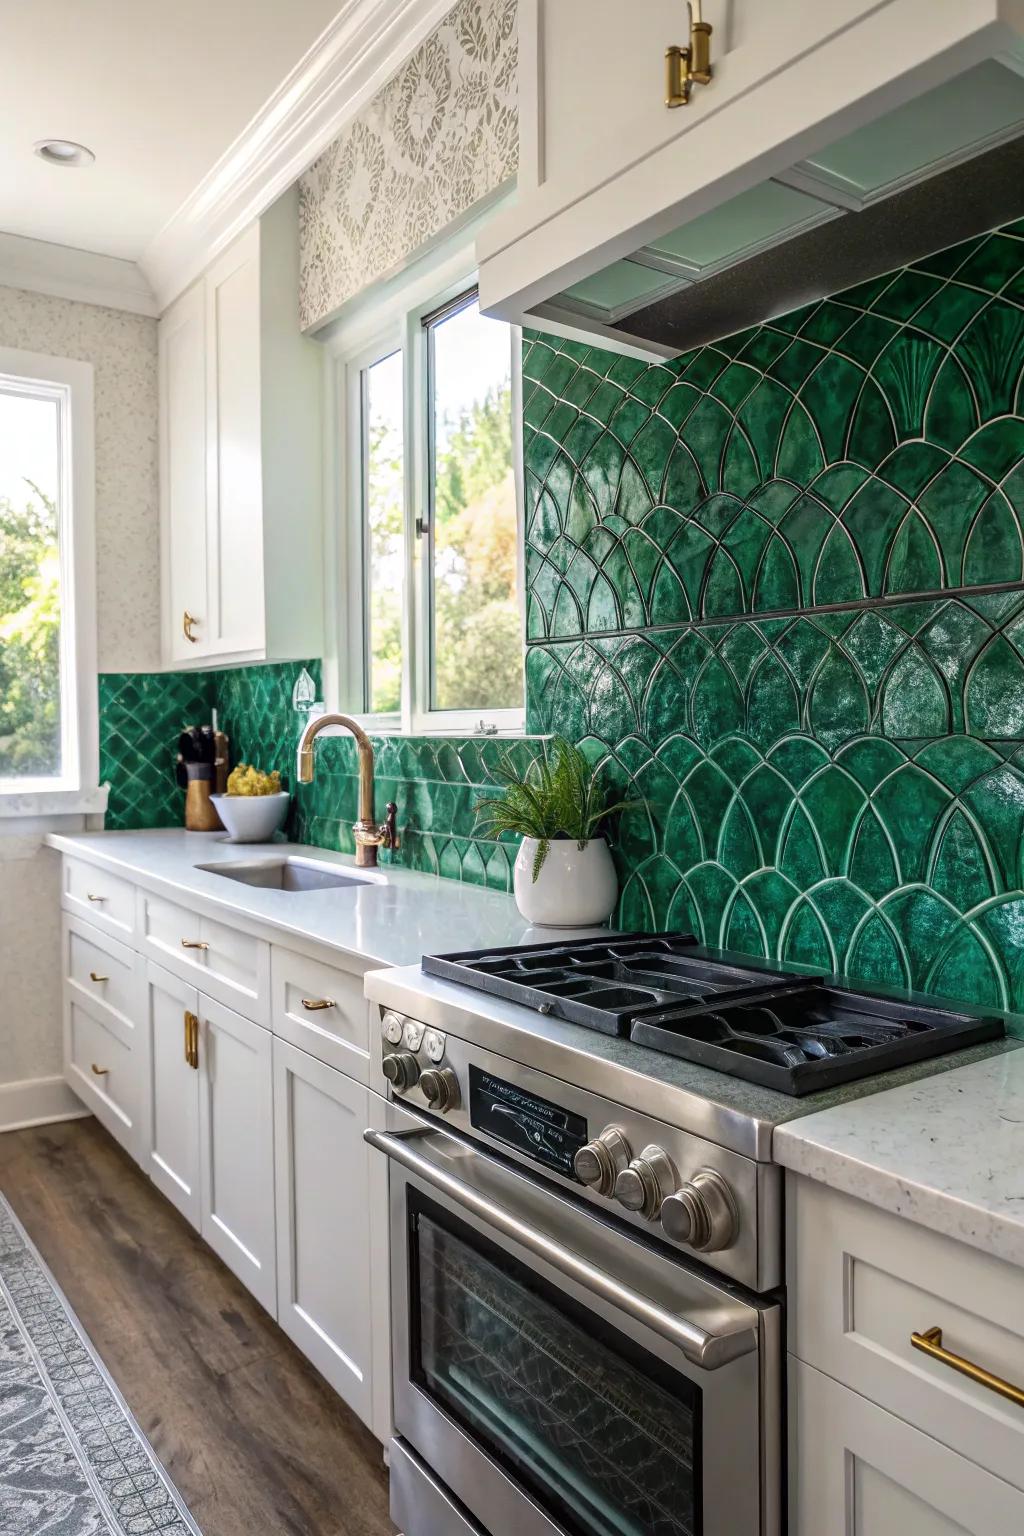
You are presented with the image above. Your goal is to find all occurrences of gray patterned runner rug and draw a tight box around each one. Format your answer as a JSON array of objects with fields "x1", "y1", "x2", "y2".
[{"x1": 0, "y1": 1191, "x2": 202, "y2": 1535}]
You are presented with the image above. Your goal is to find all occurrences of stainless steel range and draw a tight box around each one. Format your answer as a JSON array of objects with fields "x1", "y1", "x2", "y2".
[{"x1": 363, "y1": 935, "x2": 1002, "y2": 1536}]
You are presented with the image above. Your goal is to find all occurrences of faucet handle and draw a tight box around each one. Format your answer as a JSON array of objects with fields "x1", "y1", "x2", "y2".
[{"x1": 382, "y1": 801, "x2": 400, "y2": 852}]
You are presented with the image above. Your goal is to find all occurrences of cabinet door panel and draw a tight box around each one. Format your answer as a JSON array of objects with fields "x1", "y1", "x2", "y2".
[
  {"x1": 205, "y1": 228, "x2": 264, "y2": 656},
  {"x1": 198, "y1": 995, "x2": 276, "y2": 1311},
  {"x1": 273, "y1": 1038, "x2": 374, "y2": 1426},
  {"x1": 790, "y1": 1359, "x2": 1024, "y2": 1536},
  {"x1": 145, "y1": 962, "x2": 200, "y2": 1227},
  {"x1": 159, "y1": 282, "x2": 208, "y2": 663}
]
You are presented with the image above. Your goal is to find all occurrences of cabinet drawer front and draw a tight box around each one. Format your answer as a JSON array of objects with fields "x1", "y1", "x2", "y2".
[
  {"x1": 63, "y1": 858, "x2": 135, "y2": 939},
  {"x1": 64, "y1": 916, "x2": 138, "y2": 1035},
  {"x1": 140, "y1": 892, "x2": 269, "y2": 1022},
  {"x1": 270, "y1": 947, "x2": 369, "y2": 1081},
  {"x1": 790, "y1": 1358, "x2": 1024, "y2": 1536},
  {"x1": 66, "y1": 998, "x2": 140, "y2": 1156},
  {"x1": 790, "y1": 1177, "x2": 1024, "y2": 1492}
]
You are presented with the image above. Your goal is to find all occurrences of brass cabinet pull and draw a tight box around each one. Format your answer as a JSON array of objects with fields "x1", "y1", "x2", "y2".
[
  {"x1": 86, "y1": 892, "x2": 106, "y2": 902},
  {"x1": 89, "y1": 971, "x2": 109, "y2": 983},
  {"x1": 90, "y1": 1063, "x2": 109, "y2": 1076},
  {"x1": 183, "y1": 610, "x2": 199, "y2": 643},
  {"x1": 301, "y1": 997, "x2": 336, "y2": 1011},
  {"x1": 911, "y1": 1326, "x2": 1024, "y2": 1409},
  {"x1": 181, "y1": 939, "x2": 209, "y2": 951},
  {"x1": 183, "y1": 1010, "x2": 199, "y2": 1070}
]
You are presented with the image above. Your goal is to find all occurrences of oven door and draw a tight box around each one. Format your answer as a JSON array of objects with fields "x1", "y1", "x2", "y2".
[{"x1": 367, "y1": 1121, "x2": 781, "y2": 1536}]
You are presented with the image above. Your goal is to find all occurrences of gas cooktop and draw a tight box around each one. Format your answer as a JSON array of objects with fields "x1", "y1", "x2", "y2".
[{"x1": 421, "y1": 934, "x2": 1003, "y2": 1096}]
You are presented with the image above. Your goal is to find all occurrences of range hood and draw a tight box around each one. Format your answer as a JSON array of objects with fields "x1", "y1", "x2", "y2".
[{"x1": 533, "y1": 59, "x2": 1024, "y2": 356}]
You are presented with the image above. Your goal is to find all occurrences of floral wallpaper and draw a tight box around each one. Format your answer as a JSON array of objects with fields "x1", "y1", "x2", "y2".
[
  {"x1": 299, "y1": 0, "x2": 518, "y2": 329},
  {"x1": 0, "y1": 284, "x2": 160, "y2": 672}
]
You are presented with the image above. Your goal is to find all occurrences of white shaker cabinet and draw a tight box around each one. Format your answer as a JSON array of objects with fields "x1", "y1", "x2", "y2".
[
  {"x1": 142, "y1": 961, "x2": 277, "y2": 1311},
  {"x1": 198, "y1": 994, "x2": 277, "y2": 1313},
  {"x1": 158, "y1": 185, "x2": 323, "y2": 666},
  {"x1": 791, "y1": 1359, "x2": 1024, "y2": 1536},
  {"x1": 272, "y1": 1038, "x2": 390, "y2": 1437},
  {"x1": 144, "y1": 961, "x2": 201, "y2": 1226},
  {"x1": 480, "y1": 0, "x2": 1024, "y2": 356}
]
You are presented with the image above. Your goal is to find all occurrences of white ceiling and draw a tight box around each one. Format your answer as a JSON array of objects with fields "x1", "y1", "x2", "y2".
[{"x1": 0, "y1": 0, "x2": 343, "y2": 262}]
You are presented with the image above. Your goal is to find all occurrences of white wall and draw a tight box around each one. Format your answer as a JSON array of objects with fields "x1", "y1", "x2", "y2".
[
  {"x1": 0, "y1": 283, "x2": 159, "y2": 671},
  {"x1": 0, "y1": 285, "x2": 158, "y2": 1124}
]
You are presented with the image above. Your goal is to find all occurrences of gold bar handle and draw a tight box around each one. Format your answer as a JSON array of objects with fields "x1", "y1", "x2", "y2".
[
  {"x1": 301, "y1": 998, "x2": 336, "y2": 1011},
  {"x1": 183, "y1": 610, "x2": 199, "y2": 643},
  {"x1": 181, "y1": 939, "x2": 209, "y2": 951},
  {"x1": 911, "y1": 1326, "x2": 1024, "y2": 1409},
  {"x1": 90, "y1": 1063, "x2": 109, "y2": 1076},
  {"x1": 184, "y1": 1010, "x2": 199, "y2": 1070},
  {"x1": 87, "y1": 892, "x2": 106, "y2": 902},
  {"x1": 89, "y1": 972, "x2": 109, "y2": 983}
]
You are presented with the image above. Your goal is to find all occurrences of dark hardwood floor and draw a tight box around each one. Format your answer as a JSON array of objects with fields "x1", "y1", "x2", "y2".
[{"x1": 0, "y1": 1116, "x2": 396, "y2": 1536}]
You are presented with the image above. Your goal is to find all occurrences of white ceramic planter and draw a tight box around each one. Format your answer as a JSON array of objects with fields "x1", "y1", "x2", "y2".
[{"x1": 513, "y1": 837, "x2": 618, "y2": 927}]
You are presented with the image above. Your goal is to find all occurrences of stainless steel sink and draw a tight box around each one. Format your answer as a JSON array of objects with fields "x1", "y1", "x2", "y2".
[{"x1": 195, "y1": 857, "x2": 382, "y2": 893}]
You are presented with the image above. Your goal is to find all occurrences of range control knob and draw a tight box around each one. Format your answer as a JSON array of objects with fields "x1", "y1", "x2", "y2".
[
  {"x1": 381, "y1": 1011, "x2": 405, "y2": 1045},
  {"x1": 573, "y1": 1126, "x2": 632, "y2": 1196},
  {"x1": 382, "y1": 1051, "x2": 420, "y2": 1093},
  {"x1": 614, "y1": 1146, "x2": 677, "y2": 1221},
  {"x1": 419, "y1": 1067, "x2": 461, "y2": 1113},
  {"x1": 660, "y1": 1169, "x2": 740, "y2": 1253}
]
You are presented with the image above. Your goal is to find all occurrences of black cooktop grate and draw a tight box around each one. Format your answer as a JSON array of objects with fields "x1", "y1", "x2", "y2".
[
  {"x1": 422, "y1": 933, "x2": 798, "y2": 1036},
  {"x1": 422, "y1": 934, "x2": 1004, "y2": 1094},
  {"x1": 630, "y1": 984, "x2": 1004, "y2": 1095}
]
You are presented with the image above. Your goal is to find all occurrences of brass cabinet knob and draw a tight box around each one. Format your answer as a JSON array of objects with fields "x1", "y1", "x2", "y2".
[
  {"x1": 181, "y1": 939, "x2": 209, "y2": 951},
  {"x1": 183, "y1": 610, "x2": 199, "y2": 643},
  {"x1": 89, "y1": 971, "x2": 109, "y2": 983},
  {"x1": 90, "y1": 1063, "x2": 109, "y2": 1076},
  {"x1": 301, "y1": 997, "x2": 336, "y2": 1012}
]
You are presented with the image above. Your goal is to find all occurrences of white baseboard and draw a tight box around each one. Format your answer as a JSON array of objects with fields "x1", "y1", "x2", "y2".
[{"x1": 0, "y1": 1076, "x2": 90, "y2": 1134}]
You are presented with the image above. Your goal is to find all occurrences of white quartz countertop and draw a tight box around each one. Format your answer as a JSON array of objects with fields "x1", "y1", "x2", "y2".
[
  {"x1": 774, "y1": 1048, "x2": 1024, "y2": 1268},
  {"x1": 45, "y1": 828, "x2": 598, "y2": 971}
]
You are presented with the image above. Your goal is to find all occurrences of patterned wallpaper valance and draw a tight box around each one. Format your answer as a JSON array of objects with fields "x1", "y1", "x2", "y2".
[{"x1": 298, "y1": 0, "x2": 518, "y2": 330}]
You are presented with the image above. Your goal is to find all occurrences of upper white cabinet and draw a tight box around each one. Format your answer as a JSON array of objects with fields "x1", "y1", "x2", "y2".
[
  {"x1": 479, "y1": 0, "x2": 1024, "y2": 356},
  {"x1": 159, "y1": 187, "x2": 323, "y2": 666}
]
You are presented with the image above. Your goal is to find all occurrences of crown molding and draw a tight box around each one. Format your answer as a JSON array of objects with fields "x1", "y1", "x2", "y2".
[
  {"x1": 140, "y1": 0, "x2": 454, "y2": 313},
  {"x1": 0, "y1": 231, "x2": 158, "y2": 317}
]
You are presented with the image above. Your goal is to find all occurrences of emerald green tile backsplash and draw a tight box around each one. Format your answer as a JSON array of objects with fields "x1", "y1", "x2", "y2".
[
  {"x1": 522, "y1": 221, "x2": 1024, "y2": 1017},
  {"x1": 97, "y1": 220, "x2": 1024, "y2": 1019},
  {"x1": 99, "y1": 662, "x2": 320, "y2": 830},
  {"x1": 524, "y1": 225, "x2": 1024, "y2": 638}
]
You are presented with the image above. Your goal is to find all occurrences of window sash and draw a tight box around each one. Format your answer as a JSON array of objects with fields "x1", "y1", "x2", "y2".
[
  {"x1": 0, "y1": 348, "x2": 97, "y2": 803},
  {"x1": 332, "y1": 261, "x2": 525, "y2": 736}
]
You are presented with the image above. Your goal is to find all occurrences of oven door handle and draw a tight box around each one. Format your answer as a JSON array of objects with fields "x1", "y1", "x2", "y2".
[{"x1": 364, "y1": 1127, "x2": 758, "y2": 1371}]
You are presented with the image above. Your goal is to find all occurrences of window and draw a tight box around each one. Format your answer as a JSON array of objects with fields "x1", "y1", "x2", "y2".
[
  {"x1": 336, "y1": 261, "x2": 523, "y2": 733},
  {"x1": 0, "y1": 346, "x2": 98, "y2": 807}
]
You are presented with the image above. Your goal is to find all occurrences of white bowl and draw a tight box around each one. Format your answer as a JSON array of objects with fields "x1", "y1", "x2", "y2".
[{"x1": 211, "y1": 791, "x2": 290, "y2": 844}]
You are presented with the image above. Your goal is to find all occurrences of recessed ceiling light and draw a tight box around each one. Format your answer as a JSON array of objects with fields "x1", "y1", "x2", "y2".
[{"x1": 34, "y1": 139, "x2": 95, "y2": 168}]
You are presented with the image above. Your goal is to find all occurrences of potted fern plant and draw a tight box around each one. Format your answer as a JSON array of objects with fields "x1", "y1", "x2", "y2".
[{"x1": 475, "y1": 737, "x2": 637, "y2": 927}]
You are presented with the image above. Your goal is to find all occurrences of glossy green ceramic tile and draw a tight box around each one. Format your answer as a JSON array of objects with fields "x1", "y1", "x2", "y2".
[
  {"x1": 99, "y1": 662, "x2": 319, "y2": 830},
  {"x1": 523, "y1": 224, "x2": 1024, "y2": 640}
]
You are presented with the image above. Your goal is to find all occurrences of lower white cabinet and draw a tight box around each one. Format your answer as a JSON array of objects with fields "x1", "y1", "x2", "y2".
[
  {"x1": 145, "y1": 962, "x2": 202, "y2": 1225},
  {"x1": 199, "y1": 993, "x2": 276, "y2": 1312},
  {"x1": 272, "y1": 1037, "x2": 380, "y2": 1427},
  {"x1": 61, "y1": 873, "x2": 388, "y2": 1443},
  {"x1": 791, "y1": 1358, "x2": 1024, "y2": 1535},
  {"x1": 143, "y1": 960, "x2": 277, "y2": 1312}
]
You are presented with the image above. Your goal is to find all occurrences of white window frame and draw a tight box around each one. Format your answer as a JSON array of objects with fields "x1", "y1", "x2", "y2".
[
  {"x1": 0, "y1": 346, "x2": 102, "y2": 818},
  {"x1": 323, "y1": 235, "x2": 526, "y2": 735}
]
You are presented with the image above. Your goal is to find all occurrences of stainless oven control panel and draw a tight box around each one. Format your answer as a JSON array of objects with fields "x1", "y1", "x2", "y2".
[{"x1": 379, "y1": 1007, "x2": 778, "y2": 1291}]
